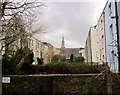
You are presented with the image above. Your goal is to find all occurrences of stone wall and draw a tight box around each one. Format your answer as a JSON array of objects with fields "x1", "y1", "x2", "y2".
[
  {"x1": 53, "y1": 74, "x2": 107, "y2": 95},
  {"x1": 2, "y1": 75, "x2": 53, "y2": 95},
  {"x1": 2, "y1": 74, "x2": 120, "y2": 95}
]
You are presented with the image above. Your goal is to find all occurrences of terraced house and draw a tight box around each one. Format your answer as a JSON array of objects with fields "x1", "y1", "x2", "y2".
[
  {"x1": 85, "y1": 25, "x2": 99, "y2": 63},
  {"x1": 85, "y1": 0, "x2": 120, "y2": 72},
  {"x1": 104, "y1": 0, "x2": 119, "y2": 72}
]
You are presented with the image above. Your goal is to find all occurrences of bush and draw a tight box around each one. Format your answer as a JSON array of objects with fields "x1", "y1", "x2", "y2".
[
  {"x1": 19, "y1": 49, "x2": 34, "y2": 73},
  {"x1": 70, "y1": 53, "x2": 74, "y2": 62},
  {"x1": 30, "y1": 62, "x2": 102, "y2": 74},
  {"x1": 74, "y1": 56, "x2": 85, "y2": 62},
  {"x1": 2, "y1": 50, "x2": 17, "y2": 75},
  {"x1": 2, "y1": 48, "x2": 34, "y2": 75},
  {"x1": 51, "y1": 55, "x2": 66, "y2": 63},
  {"x1": 37, "y1": 57, "x2": 44, "y2": 65}
]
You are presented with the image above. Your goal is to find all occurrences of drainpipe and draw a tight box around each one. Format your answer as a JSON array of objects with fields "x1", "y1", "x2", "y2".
[{"x1": 115, "y1": 0, "x2": 120, "y2": 72}]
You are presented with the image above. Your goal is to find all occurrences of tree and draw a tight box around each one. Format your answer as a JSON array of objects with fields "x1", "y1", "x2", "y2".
[
  {"x1": 0, "y1": 0, "x2": 46, "y2": 71},
  {"x1": 19, "y1": 49, "x2": 34, "y2": 73},
  {"x1": 37, "y1": 57, "x2": 43, "y2": 65},
  {"x1": 51, "y1": 55, "x2": 65, "y2": 63},
  {"x1": 2, "y1": 49, "x2": 17, "y2": 75},
  {"x1": 70, "y1": 53, "x2": 74, "y2": 62},
  {"x1": 2, "y1": 47, "x2": 34, "y2": 74},
  {"x1": 0, "y1": 0, "x2": 45, "y2": 51}
]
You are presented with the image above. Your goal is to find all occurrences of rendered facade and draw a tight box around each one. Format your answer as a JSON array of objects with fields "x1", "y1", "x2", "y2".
[
  {"x1": 104, "y1": 0, "x2": 118, "y2": 72},
  {"x1": 97, "y1": 12, "x2": 107, "y2": 63}
]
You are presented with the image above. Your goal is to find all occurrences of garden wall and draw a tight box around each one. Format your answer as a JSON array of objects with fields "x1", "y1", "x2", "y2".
[{"x1": 2, "y1": 74, "x2": 120, "y2": 95}]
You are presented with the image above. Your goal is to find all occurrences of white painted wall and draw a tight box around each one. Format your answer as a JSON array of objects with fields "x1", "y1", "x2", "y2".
[{"x1": 91, "y1": 25, "x2": 99, "y2": 62}]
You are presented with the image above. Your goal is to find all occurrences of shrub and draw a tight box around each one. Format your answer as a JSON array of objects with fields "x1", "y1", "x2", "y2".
[
  {"x1": 70, "y1": 53, "x2": 74, "y2": 62},
  {"x1": 30, "y1": 62, "x2": 101, "y2": 74},
  {"x1": 37, "y1": 57, "x2": 44, "y2": 65},
  {"x1": 19, "y1": 49, "x2": 34, "y2": 73},
  {"x1": 2, "y1": 49, "x2": 17, "y2": 75},
  {"x1": 74, "y1": 56, "x2": 85, "y2": 62}
]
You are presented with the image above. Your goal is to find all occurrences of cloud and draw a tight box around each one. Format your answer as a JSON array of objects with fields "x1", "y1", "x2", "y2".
[{"x1": 36, "y1": 1, "x2": 107, "y2": 48}]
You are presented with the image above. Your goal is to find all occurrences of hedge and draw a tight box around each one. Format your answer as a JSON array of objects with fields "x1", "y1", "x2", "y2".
[{"x1": 30, "y1": 63, "x2": 102, "y2": 74}]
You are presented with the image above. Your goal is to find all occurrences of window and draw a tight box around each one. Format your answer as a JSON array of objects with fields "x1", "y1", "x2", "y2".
[
  {"x1": 102, "y1": 35, "x2": 104, "y2": 38},
  {"x1": 103, "y1": 55, "x2": 104, "y2": 58},
  {"x1": 109, "y1": 3, "x2": 112, "y2": 15},
  {"x1": 110, "y1": 24, "x2": 114, "y2": 41},
  {"x1": 101, "y1": 35, "x2": 104, "y2": 47}
]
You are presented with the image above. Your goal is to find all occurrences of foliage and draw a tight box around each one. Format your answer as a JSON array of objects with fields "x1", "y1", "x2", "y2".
[
  {"x1": 51, "y1": 55, "x2": 61, "y2": 62},
  {"x1": 2, "y1": 50, "x2": 17, "y2": 75},
  {"x1": 51, "y1": 54, "x2": 85, "y2": 64},
  {"x1": 18, "y1": 48, "x2": 34, "y2": 73},
  {"x1": 70, "y1": 53, "x2": 74, "y2": 62},
  {"x1": 74, "y1": 56, "x2": 85, "y2": 62},
  {"x1": 51, "y1": 55, "x2": 66, "y2": 63},
  {"x1": 0, "y1": 0, "x2": 45, "y2": 52},
  {"x1": 30, "y1": 62, "x2": 101, "y2": 74},
  {"x1": 37, "y1": 57, "x2": 43, "y2": 65},
  {"x1": 2, "y1": 48, "x2": 34, "y2": 75}
]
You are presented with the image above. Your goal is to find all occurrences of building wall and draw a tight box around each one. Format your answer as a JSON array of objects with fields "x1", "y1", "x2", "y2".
[
  {"x1": 79, "y1": 49, "x2": 85, "y2": 59},
  {"x1": 98, "y1": 12, "x2": 107, "y2": 63},
  {"x1": 85, "y1": 30, "x2": 92, "y2": 63},
  {"x1": 42, "y1": 42, "x2": 54, "y2": 64},
  {"x1": 7, "y1": 35, "x2": 56, "y2": 65},
  {"x1": 84, "y1": 42, "x2": 87, "y2": 62},
  {"x1": 91, "y1": 25, "x2": 99, "y2": 63},
  {"x1": 104, "y1": 0, "x2": 118, "y2": 72},
  {"x1": 25, "y1": 36, "x2": 41, "y2": 64},
  {"x1": 42, "y1": 43, "x2": 49, "y2": 64},
  {"x1": 53, "y1": 48, "x2": 60, "y2": 55},
  {"x1": 84, "y1": 40, "x2": 88, "y2": 62},
  {"x1": 118, "y1": 0, "x2": 120, "y2": 71},
  {"x1": 118, "y1": 1, "x2": 120, "y2": 46}
]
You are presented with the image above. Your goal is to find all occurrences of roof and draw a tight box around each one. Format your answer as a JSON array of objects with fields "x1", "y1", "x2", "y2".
[{"x1": 59, "y1": 48, "x2": 84, "y2": 58}]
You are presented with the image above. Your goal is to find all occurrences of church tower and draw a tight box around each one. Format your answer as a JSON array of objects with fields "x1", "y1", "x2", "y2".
[{"x1": 61, "y1": 36, "x2": 65, "y2": 49}]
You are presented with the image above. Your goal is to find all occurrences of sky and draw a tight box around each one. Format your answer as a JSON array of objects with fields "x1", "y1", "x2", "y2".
[{"x1": 35, "y1": 0, "x2": 107, "y2": 48}]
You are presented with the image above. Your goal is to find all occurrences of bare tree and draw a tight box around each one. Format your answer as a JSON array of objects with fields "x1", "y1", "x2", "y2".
[
  {"x1": 0, "y1": 0, "x2": 45, "y2": 50},
  {"x1": 0, "y1": 0, "x2": 46, "y2": 71}
]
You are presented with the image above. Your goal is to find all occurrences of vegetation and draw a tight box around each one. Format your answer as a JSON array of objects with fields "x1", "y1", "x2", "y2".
[
  {"x1": 19, "y1": 48, "x2": 34, "y2": 73},
  {"x1": 70, "y1": 53, "x2": 74, "y2": 62},
  {"x1": 2, "y1": 49, "x2": 100, "y2": 75},
  {"x1": 2, "y1": 49, "x2": 17, "y2": 75},
  {"x1": 37, "y1": 57, "x2": 44, "y2": 65},
  {"x1": 31, "y1": 62, "x2": 102, "y2": 74},
  {"x1": 1, "y1": 0, "x2": 45, "y2": 75},
  {"x1": 74, "y1": 56, "x2": 85, "y2": 62},
  {"x1": 0, "y1": 0, "x2": 45, "y2": 51},
  {"x1": 2, "y1": 48, "x2": 34, "y2": 75},
  {"x1": 29, "y1": 54, "x2": 101, "y2": 74},
  {"x1": 51, "y1": 55, "x2": 62, "y2": 62},
  {"x1": 51, "y1": 54, "x2": 85, "y2": 64}
]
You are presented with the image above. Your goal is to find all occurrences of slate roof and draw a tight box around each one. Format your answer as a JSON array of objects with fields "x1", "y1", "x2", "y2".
[{"x1": 58, "y1": 48, "x2": 84, "y2": 59}]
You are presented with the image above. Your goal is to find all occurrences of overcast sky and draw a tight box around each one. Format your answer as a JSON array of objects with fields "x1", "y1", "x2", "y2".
[{"x1": 35, "y1": 0, "x2": 107, "y2": 48}]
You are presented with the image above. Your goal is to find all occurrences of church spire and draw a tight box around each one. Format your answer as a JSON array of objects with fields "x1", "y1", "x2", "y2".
[{"x1": 61, "y1": 36, "x2": 65, "y2": 49}]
